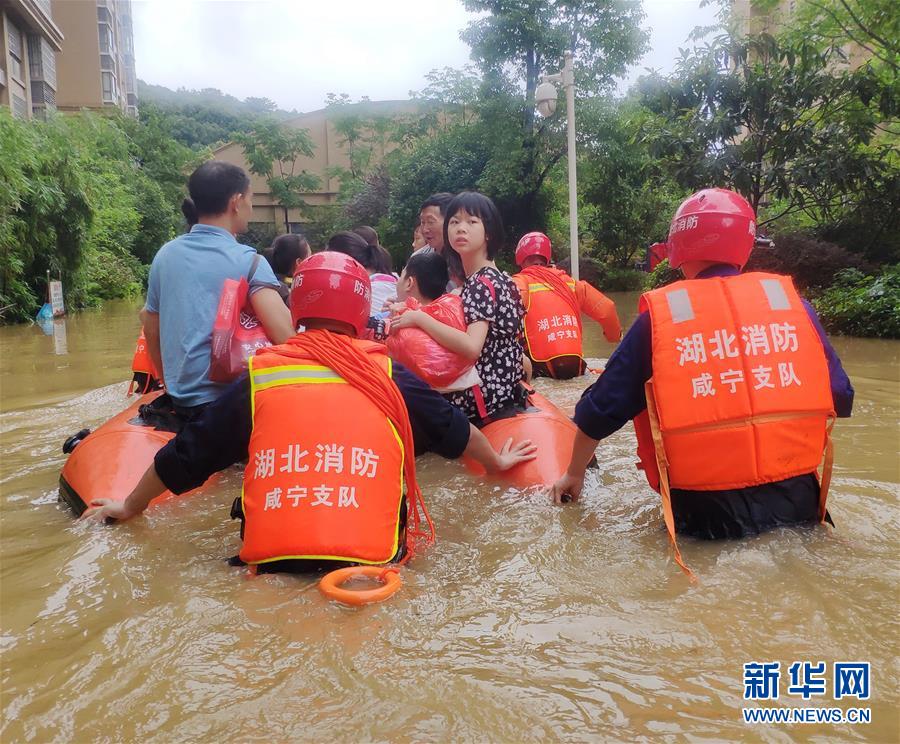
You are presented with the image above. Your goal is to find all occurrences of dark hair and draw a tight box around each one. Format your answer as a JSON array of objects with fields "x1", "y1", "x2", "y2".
[
  {"x1": 181, "y1": 199, "x2": 199, "y2": 228},
  {"x1": 270, "y1": 234, "x2": 310, "y2": 276},
  {"x1": 442, "y1": 191, "x2": 505, "y2": 279},
  {"x1": 420, "y1": 192, "x2": 455, "y2": 216},
  {"x1": 326, "y1": 231, "x2": 372, "y2": 267},
  {"x1": 262, "y1": 245, "x2": 277, "y2": 273},
  {"x1": 352, "y1": 226, "x2": 392, "y2": 274},
  {"x1": 184, "y1": 160, "x2": 251, "y2": 221},
  {"x1": 403, "y1": 252, "x2": 449, "y2": 302}
]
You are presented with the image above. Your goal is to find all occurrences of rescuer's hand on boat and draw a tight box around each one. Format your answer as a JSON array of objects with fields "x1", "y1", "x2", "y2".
[
  {"x1": 549, "y1": 471, "x2": 584, "y2": 504},
  {"x1": 80, "y1": 498, "x2": 143, "y2": 523},
  {"x1": 79, "y1": 464, "x2": 167, "y2": 523}
]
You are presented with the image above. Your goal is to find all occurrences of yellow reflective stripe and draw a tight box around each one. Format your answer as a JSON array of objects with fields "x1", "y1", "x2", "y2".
[
  {"x1": 527, "y1": 281, "x2": 576, "y2": 293},
  {"x1": 251, "y1": 363, "x2": 346, "y2": 391}
]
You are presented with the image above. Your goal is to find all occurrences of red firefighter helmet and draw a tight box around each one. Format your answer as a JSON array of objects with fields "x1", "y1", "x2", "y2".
[
  {"x1": 667, "y1": 188, "x2": 756, "y2": 269},
  {"x1": 290, "y1": 252, "x2": 371, "y2": 335},
  {"x1": 515, "y1": 232, "x2": 553, "y2": 268}
]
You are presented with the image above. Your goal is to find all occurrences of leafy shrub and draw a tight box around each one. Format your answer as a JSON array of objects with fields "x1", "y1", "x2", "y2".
[
  {"x1": 239, "y1": 222, "x2": 280, "y2": 252},
  {"x1": 744, "y1": 233, "x2": 873, "y2": 292},
  {"x1": 812, "y1": 265, "x2": 900, "y2": 338},
  {"x1": 644, "y1": 258, "x2": 681, "y2": 289},
  {"x1": 557, "y1": 255, "x2": 645, "y2": 292}
]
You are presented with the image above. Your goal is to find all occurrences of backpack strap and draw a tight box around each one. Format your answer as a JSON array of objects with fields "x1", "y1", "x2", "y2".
[
  {"x1": 247, "y1": 253, "x2": 261, "y2": 282},
  {"x1": 477, "y1": 274, "x2": 497, "y2": 303}
]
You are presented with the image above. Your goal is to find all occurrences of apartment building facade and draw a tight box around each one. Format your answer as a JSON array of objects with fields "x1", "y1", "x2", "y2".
[
  {"x1": 52, "y1": 0, "x2": 137, "y2": 116},
  {"x1": 0, "y1": 0, "x2": 64, "y2": 119}
]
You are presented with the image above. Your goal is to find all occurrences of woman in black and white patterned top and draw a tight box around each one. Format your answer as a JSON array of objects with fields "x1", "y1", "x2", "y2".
[{"x1": 390, "y1": 192, "x2": 525, "y2": 422}]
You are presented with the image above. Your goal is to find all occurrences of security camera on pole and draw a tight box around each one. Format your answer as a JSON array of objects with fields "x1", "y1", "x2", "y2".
[{"x1": 534, "y1": 51, "x2": 579, "y2": 281}]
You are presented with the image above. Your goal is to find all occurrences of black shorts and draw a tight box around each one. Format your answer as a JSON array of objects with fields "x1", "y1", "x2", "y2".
[
  {"x1": 671, "y1": 473, "x2": 832, "y2": 540},
  {"x1": 531, "y1": 356, "x2": 586, "y2": 380}
]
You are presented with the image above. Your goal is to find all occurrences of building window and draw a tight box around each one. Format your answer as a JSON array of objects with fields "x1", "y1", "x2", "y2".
[
  {"x1": 101, "y1": 71, "x2": 116, "y2": 102},
  {"x1": 98, "y1": 23, "x2": 113, "y2": 55},
  {"x1": 11, "y1": 93, "x2": 27, "y2": 119},
  {"x1": 7, "y1": 22, "x2": 24, "y2": 82},
  {"x1": 27, "y1": 35, "x2": 56, "y2": 89}
]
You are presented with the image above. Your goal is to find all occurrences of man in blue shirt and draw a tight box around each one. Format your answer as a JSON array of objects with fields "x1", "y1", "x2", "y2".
[
  {"x1": 551, "y1": 189, "x2": 853, "y2": 545},
  {"x1": 142, "y1": 161, "x2": 293, "y2": 411}
]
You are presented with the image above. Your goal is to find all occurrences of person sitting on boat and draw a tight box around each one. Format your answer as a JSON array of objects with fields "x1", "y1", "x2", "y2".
[
  {"x1": 352, "y1": 226, "x2": 398, "y2": 316},
  {"x1": 141, "y1": 161, "x2": 294, "y2": 420},
  {"x1": 549, "y1": 189, "x2": 854, "y2": 576},
  {"x1": 81, "y1": 253, "x2": 536, "y2": 573},
  {"x1": 269, "y1": 233, "x2": 311, "y2": 305},
  {"x1": 512, "y1": 232, "x2": 622, "y2": 380},
  {"x1": 389, "y1": 192, "x2": 526, "y2": 426}
]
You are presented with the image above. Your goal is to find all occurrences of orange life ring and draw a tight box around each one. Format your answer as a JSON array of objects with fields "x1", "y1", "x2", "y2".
[{"x1": 319, "y1": 566, "x2": 402, "y2": 606}]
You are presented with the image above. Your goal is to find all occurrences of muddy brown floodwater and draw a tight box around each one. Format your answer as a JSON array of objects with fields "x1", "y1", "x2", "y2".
[{"x1": 1, "y1": 296, "x2": 898, "y2": 742}]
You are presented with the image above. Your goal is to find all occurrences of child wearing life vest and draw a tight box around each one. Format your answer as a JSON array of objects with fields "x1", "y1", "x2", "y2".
[
  {"x1": 512, "y1": 232, "x2": 622, "y2": 380},
  {"x1": 386, "y1": 252, "x2": 480, "y2": 392},
  {"x1": 81, "y1": 253, "x2": 536, "y2": 573},
  {"x1": 390, "y1": 192, "x2": 525, "y2": 424}
]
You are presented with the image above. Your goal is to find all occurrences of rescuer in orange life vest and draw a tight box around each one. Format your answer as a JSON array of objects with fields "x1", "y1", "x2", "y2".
[
  {"x1": 81, "y1": 253, "x2": 537, "y2": 572},
  {"x1": 549, "y1": 189, "x2": 854, "y2": 575},
  {"x1": 512, "y1": 232, "x2": 622, "y2": 380}
]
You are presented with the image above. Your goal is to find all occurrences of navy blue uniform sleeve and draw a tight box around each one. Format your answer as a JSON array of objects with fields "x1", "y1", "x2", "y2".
[
  {"x1": 573, "y1": 311, "x2": 653, "y2": 441},
  {"x1": 802, "y1": 299, "x2": 854, "y2": 417},
  {"x1": 154, "y1": 375, "x2": 252, "y2": 494},
  {"x1": 392, "y1": 363, "x2": 471, "y2": 458}
]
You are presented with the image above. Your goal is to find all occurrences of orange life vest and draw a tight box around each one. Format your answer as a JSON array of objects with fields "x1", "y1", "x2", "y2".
[
  {"x1": 633, "y1": 272, "x2": 835, "y2": 576},
  {"x1": 128, "y1": 329, "x2": 161, "y2": 396},
  {"x1": 514, "y1": 267, "x2": 583, "y2": 364},
  {"x1": 240, "y1": 339, "x2": 406, "y2": 566}
]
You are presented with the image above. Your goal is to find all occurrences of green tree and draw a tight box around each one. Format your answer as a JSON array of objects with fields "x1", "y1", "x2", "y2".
[
  {"x1": 236, "y1": 120, "x2": 320, "y2": 232},
  {"x1": 575, "y1": 99, "x2": 686, "y2": 267},
  {"x1": 462, "y1": 0, "x2": 648, "y2": 133},
  {"x1": 637, "y1": 29, "x2": 897, "y2": 243}
]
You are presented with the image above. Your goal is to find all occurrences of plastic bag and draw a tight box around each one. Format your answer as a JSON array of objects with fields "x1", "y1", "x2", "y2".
[
  {"x1": 209, "y1": 257, "x2": 272, "y2": 383},
  {"x1": 386, "y1": 295, "x2": 477, "y2": 390}
]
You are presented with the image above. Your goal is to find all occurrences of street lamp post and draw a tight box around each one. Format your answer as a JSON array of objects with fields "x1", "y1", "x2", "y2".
[{"x1": 535, "y1": 51, "x2": 579, "y2": 280}]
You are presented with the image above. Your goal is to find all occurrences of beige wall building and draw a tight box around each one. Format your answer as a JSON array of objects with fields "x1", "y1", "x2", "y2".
[
  {"x1": 215, "y1": 101, "x2": 417, "y2": 234},
  {"x1": 0, "y1": 0, "x2": 64, "y2": 119},
  {"x1": 732, "y1": 0, "x2": 870, "y2": 68},
  {"x1": 52, "y1": 0, "x2": 137, "y2": 115}
]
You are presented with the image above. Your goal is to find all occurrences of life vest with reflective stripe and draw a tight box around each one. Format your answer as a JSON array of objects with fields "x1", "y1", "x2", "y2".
[
  {"x1": 513, "y1": 268, "x2": 583, "y2": 364},
  {"x1": 240, "y1": 340, "x2": 405, "y2": 566},
  {"x1": 635, "y1": 271, "x2": 834, "y2": 491},
  {"x1": 633, "y1": 272, "x2": 835, "y2": 576}
]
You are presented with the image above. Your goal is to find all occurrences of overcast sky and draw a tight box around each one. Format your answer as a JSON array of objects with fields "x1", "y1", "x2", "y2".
[{"x1": 132, "y1": 0, "x2": 718, "y2": 112}]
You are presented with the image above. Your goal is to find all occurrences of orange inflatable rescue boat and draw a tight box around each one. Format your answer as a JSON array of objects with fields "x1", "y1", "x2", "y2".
[
  {"x1": 59, "y1": 391, "x2": 207, "y2": 516},
  {"x1": 462, "y1": 390, "x2": 581, "y2": 488}
]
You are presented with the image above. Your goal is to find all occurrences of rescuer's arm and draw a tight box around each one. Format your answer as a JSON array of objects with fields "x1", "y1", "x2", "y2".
[
  {"x1": 576, "y1": 280, "x2": 622, "y2": 342},
  {"x1": 802, "y1": 299, "x2": 854, "y2": 417},
  {"x1": 550, "y1": 312, "x2": 653, "y2": 504},
  {"x1": 392, "y1": 364, "x2": 536, "y2": 471},
  {"x1": 140, "y1": 309, "x2": 164, "y2": 385},
  {"x1": 80, "y1": 376, "x2": 253, "y2": 523}
]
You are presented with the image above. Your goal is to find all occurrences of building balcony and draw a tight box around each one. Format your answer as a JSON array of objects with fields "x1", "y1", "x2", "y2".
[{"x1": 31, "y1": 79, "x2": 56, "y2": 107}]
